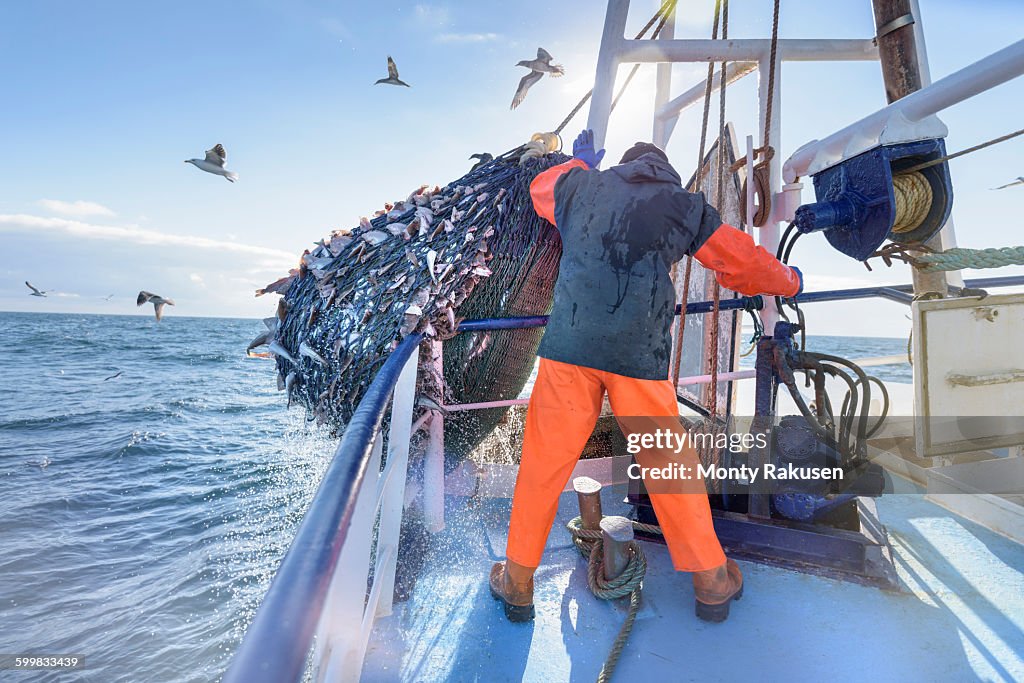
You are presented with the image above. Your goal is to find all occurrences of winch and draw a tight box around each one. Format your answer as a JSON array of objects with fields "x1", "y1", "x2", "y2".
[{"x1": 792, "y1": 138, "x2": 953, "y2": 260}]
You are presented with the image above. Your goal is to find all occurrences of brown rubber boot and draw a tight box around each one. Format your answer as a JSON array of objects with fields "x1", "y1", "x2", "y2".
[
  {"x1": 692, "y1": 558, "x2": 744, "y2": 623},
  {"x1": 489, "y1": 560, "x2": 536, "y2": 622}
]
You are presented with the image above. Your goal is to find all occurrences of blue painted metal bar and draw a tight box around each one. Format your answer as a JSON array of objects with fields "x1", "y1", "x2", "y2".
[
  {"x1": 456, "y1": 315, "x2": 548, "y2": 331},
  {"x1": 458, "y1": 275, "x2": 1024, "y2": 332},
  {"x1": 222, "y1": 332, "x2": 424, "y2": 683}
]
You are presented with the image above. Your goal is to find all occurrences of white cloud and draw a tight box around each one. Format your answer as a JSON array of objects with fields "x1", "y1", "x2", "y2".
[
  {"x1": 37, "y1": 199, "x2": 116, "y2": 218},
  {"x1": 0, "y1": 214, "x2": 296, "y2": 271},
  {"x1": 190, "y1": 273, "x2": 206, "y2": 288},
  {"x1": 437, "y1": 32, "x2": 500, "y2": 43}
]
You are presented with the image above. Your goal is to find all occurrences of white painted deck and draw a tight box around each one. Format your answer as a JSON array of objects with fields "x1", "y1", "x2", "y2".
[{"x1": 361, "y1": 477, "x2": 1024, "y2": 682}]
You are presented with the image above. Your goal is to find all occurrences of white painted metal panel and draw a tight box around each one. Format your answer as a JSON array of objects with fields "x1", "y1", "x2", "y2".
[{"x1": 913, "y1": 292, "x2": 1024, "y2": 456}]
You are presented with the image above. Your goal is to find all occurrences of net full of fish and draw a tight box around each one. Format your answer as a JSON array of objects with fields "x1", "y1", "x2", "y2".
[{"x1": 253, "y1": 153, "x2": 569, "y2": 448}]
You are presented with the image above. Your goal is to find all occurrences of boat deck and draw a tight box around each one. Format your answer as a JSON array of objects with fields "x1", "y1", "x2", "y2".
[{"x1": 362, "y1": 477, "x2": 1024, "y2": 682}]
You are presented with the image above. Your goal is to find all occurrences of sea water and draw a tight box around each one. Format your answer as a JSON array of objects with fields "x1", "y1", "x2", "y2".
[
  {"x1": 0, "y1": 312, "x2": 911, "y2": 681},
  {"x1": 0, "y1": 312, "x2": 334, "y2": 682}
]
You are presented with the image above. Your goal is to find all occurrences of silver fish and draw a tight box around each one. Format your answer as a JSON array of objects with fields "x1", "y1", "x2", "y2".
[
  {"x1": 248, "y1": 330, "x2": 272, "y2": 352},
  {"x1": 361, "y1": 230, "x2": 389, "y2": 246},
  {"x1": 426, "y1": 249, "x2": 438, "y2": 283},
  {"x1": 299, "y1": 341, "x2": 328, "y2": 366},
  {"x1": 411, "y1": 287, "x2": 431, "y2": 308},
  {"x1": 269, "y1": 340, "x2": 298, "y2": 365},
  {"x1": 285, "y1": 372, "x2": 300, "y2": 407},
  {"x1": 417, "y1": 395, "x2": 448, "y2": 415},
  {"x1": 401, "y1": 303, "x2": 422, "y2": 336}
]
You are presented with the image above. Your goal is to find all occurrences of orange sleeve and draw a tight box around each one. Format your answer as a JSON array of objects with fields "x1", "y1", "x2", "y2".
[
  {"x1": 694, "y1": 223, "x2": 801, "y2": 297},
  {"x1": 529, "y1": 159, "x2": 590, "y2": 226}
]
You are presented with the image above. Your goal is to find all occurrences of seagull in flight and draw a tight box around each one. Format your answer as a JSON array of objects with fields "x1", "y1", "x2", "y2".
[
  {"x1": 375, "y1": 56, "x2": 410, "y2": 87},
  {"x1": 469, "y1": 153, "x2": 493, "y2": 171},
  {"x1": 25, "y1": 281, "x2": 48, "y2": 297},
  {"x1": 992, "y1": 176, "x2": 1024, "y2": 190},
  {"x1": 511, "y1": 48, "x2": 564, "y2": 110},
  {"x1": 137, "y1": 291, "x2": 175, "y2": 322},
  {"x1": 185, "y1": 144, "x2": 238, "y2": 182},
  {"x1": 101, "y1": 294, "x2": 114, "y2": 301}
]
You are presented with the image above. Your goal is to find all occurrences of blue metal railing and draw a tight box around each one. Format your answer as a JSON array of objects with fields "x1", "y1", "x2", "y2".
[
  {"x1": 222, "y1": 332, "x2": 423, "y2": 683},
  {"x1": 223, "y1": 273, "x2": 1024, "y2": 681}
]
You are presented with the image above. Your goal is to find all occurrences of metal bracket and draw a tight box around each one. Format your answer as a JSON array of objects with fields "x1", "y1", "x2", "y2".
[{"x1": 874, "y1": 13, "x2": 915, "y2": 42}]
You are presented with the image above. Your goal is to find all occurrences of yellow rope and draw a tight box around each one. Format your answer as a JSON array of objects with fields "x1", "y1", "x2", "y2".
[
  {"x1": 891, "y1": 171, "x2": 932, "y2": 234},
  {"x1": 518, "y1": 132, "x2": 562, "y2": 165}
]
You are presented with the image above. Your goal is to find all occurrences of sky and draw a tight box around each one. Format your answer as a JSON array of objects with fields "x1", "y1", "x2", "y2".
[{"x1": 0, "y1": 0, "x2": 1021, "y2": 336}]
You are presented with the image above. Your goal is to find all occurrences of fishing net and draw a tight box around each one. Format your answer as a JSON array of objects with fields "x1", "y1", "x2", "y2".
[{"x1": 255, "y1": 152, "x2": 570, "y2": 451}]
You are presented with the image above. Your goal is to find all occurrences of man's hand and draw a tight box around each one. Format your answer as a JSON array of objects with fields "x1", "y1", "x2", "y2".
[
  {"x1": 572, "y1": 129, "x2": 605, "y2": 170},
  {"x1": 789, "y1": 266, "x2": 804, "y2": 296}
]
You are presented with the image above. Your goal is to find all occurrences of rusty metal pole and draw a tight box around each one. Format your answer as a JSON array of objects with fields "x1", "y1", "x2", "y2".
[
  {"x1": 600, "y1": 516, "x2": 635, "y2": 580},
  {"x1": 573, "y1": 476, "x2": 604, "y2": 531},
  {"x1": 871, "y1": 0, "x2": 949, "y2": 298}
]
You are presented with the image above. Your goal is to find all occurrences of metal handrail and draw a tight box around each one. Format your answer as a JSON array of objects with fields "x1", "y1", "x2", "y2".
[
  {"x1": 222, "y1": 332, "x2": 423, "y2": 683},
  {"x1": 223, "y1": 273, "x2": 1024, "y2": 681}
]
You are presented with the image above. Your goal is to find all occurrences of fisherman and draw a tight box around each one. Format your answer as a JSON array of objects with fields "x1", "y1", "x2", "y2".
[{"x1": 489, "y1": 129, "x2": 803, "y2": 623}]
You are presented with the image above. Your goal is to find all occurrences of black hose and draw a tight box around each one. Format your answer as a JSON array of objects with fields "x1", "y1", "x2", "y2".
[
  {"x1": 773, "y1": 347, "x2": 839, "y2": 447},
  {"x1": 863, "y1": 375, "x2": 889, "y2": 438},
  {"x1": 776, "y1": 222, "x2": 796, "y2": 261},
  {"x1": 805, "y1": 351, "x2": 873, "y2": 459},
  {"x1": 818, "y1": 362, "x2": 860, "y2": 455}
]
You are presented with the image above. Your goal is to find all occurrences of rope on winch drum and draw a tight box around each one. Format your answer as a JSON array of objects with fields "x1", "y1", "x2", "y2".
[{"x1": 566, "y1": 517, "x2": 666, "y2": 683}]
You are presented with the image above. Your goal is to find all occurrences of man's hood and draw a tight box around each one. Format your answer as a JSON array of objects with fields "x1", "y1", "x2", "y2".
[{"x1": 609, "y1": 152, "x2": 682, "y2": 186}]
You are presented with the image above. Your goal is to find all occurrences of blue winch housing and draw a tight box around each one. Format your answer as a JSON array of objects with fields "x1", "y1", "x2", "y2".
[{"x1": 793, "y1": 138, "x2": 954, "y2": 260}]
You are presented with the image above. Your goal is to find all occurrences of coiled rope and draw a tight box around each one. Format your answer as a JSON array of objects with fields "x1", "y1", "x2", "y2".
[
  {"x1": 566, "y1": 517, "x2": 665, "y2": 683},
  {"x1": 519, "y1": 132, "x2": 562, "y2": 164},
  {"x1": 890, "y1": 171, "x2": 933, "y2": 234}
]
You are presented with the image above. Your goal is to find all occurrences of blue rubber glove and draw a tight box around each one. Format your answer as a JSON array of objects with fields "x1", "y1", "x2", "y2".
[
  {"x1": 789, "y1": 266, "x2": 804, "y2": 296},
  {"x1": 572, "y1": 129, "x2": 606, "y2": 170}
]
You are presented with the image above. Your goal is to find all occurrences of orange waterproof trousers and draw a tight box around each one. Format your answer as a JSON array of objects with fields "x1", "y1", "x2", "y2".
[{"x1": 506, "y1": 358, "x2": 727, "y2": 572}]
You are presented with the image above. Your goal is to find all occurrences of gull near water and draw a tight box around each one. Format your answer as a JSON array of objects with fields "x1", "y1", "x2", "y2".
[
  {"x1": 511, "y1": 48, "x2": 564, "y2": 110},
  {"x1": 185, "y1": 144, "x2": 239, "y2": 182},
  {"x1": 375, "y1": 56, "x2": 410, "y2": 87},
  {"x1": 25, "y1": 281, "x2": 48, "y2": 297},
  {"x1": 137, "y1": 291, "x2": 175, "y2": 322}
]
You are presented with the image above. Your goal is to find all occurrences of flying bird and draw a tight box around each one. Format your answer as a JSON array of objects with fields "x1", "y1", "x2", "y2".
[
  {"x1": 25, "y1": 281, "x2": 48, "y2": 297},
  {"x1": 469, "y1": 153, "x2": 493, "y2": 171},
  {"x1": 101, "y1": 294, "x2": 114, "y2": 301},
  {"x1": 185, "y1": 144, "x2": 238, "y2": 182},
  {"x1": 375, "y1": 56, "x2": 410, "y2": 87},
  {"x1": 103, "y1": 371, "x2": 123, "y2": 381},
  {"x1": 992, "y1": 176, "x2": 1024, "y2": 190},
  {"x1": 511, "y1": 48, "x2": 564, "y2": 110},
  {"x1": 137, "y1": 291, "x2": 175, "y2": 321}
]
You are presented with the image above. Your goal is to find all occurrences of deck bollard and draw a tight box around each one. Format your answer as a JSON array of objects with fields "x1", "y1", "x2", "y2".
[
  {"x1": 599, "y1": 516, "x2": 634, "y2": 580},
  {"x1": 573, "y1": 476, "x2": 603, "y2": 531}
]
